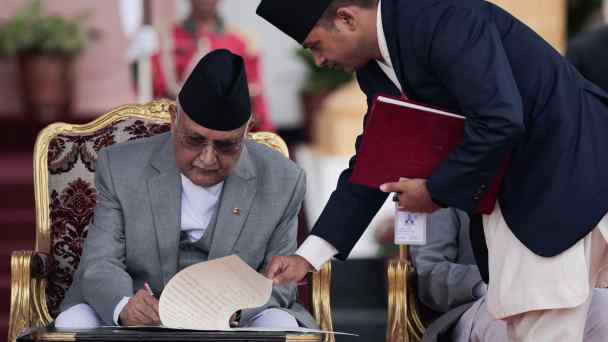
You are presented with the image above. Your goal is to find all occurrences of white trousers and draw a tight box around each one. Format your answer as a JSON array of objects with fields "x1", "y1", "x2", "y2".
[
  {"x1": 55, "y1": 304, "x2": 298, "y2": 329},
  {"x1": 483, "y1": 205, "x2": 608, "y2": 341},
  {"x1": 453, "y1": 289, "x2": 608, "y2": 342}
]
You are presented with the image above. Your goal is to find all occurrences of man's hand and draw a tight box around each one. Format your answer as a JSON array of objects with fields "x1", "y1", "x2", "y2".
[
  {"x1": 264, "y1": 255, "x2": 314, "y2": 285},
  {"x1": 119, "y1": 289, "x2": 161, "y2": 326},
  {"x1": 380, "y1": 178, "x2": 440, "y2": 213}
]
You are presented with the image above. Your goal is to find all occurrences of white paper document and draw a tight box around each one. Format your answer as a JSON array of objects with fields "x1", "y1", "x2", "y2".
[
  {"x1": 159, "y1": 255, "x2": 272, "y2": 330},
  {"x1": 131, "y1": 255, "x2": 356, "y2": 336}
]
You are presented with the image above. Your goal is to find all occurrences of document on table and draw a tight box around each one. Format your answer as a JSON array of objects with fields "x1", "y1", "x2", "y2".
[
  {"x1": 117, "y1": 255, "x2": 356, "y2": 336},
  {"x1": 159, "y1": 255, "x2": 271, "y2": 330}
]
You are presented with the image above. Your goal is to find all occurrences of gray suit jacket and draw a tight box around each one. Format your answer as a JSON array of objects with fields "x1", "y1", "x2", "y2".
[
  {"x1": 410, "y1": 208, "x2": 484, "y2": 341},
  {"x1": 60, "y1": 133, "x2": 316, "y2": 328}
]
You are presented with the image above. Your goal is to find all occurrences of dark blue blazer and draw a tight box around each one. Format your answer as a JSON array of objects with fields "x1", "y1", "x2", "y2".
[{"x1": 310, "y1": 0, "x2": 608, "y2": 267}]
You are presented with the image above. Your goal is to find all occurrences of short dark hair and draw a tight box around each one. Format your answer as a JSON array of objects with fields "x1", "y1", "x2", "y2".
[{"x1": 319, "y1": 0, "x2": 378, "y2": 26}]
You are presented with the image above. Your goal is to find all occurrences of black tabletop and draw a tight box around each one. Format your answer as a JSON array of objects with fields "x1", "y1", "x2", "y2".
[{"x1": 17, "y1": 326, "x2": 323, "y2": 342}]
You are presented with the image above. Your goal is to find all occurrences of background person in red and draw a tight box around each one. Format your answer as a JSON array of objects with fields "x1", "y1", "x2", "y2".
[{"x1": 151, "y1": 0, "x2": 273, "y2": 132}]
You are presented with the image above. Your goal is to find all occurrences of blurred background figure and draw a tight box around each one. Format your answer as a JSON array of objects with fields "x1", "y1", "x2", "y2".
[
  {"x1": 567, "y1": 0, "x2": 608, "y2": 91},
  {"x1": 151, "y1": 0, "x2": 273, "y2": 131}
]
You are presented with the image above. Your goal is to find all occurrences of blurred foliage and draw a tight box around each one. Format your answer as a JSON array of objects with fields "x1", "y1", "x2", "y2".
[
  {"x1": 568, "y1": 0, "x2": 604, "y2": 37},
  {"x1": 296, "y1": 48, "x2": 354, "y2": 95},
  {"x1": 0, "y1": 0, "x2": 88, "y2": 57}
]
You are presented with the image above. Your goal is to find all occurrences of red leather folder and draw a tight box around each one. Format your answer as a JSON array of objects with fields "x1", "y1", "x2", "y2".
[{"x1": 350, "y1": 95, "x2": 507, "y2": 214}]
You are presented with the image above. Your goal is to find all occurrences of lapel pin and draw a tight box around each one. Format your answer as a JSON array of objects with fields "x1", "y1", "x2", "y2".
[{"x1": 232, "y1": 208, "x2": 240, "y2": 215}]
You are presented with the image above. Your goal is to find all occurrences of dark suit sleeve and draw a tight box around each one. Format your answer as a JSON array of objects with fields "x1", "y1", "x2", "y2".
[
  {"x1": 309, "y1": 76, "x2": 389, "y2": 259},
  {"x1": 418, "y1": 6, "x2": 525, "y2": 212}
]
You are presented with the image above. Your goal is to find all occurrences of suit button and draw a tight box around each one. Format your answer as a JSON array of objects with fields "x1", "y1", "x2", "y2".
[
  {"x1": 480, "y1": 184, "x2": 487, "y2": 190},
  {"x1": 473, "y1": 195, "x2": 480, "y2": 201}
]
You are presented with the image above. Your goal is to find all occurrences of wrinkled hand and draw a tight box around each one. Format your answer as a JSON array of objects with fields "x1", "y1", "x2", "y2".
[
  {"x1": 119, "y1": 289, "x2": 161, "y2": 326},
  {"x1": 380, "y1": 178, "x2": 440, "y2": 213},
  {"x1": 264, "y1": 255, "x2": 313, "y2": 285}
]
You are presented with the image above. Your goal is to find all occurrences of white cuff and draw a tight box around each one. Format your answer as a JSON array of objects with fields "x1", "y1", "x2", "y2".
[
  {"x1": 295, "y1": 235, "x2": 338, "y2": 271},
  {"x1": 113, "y1": 296, "x2": 131, "y2": 325}
]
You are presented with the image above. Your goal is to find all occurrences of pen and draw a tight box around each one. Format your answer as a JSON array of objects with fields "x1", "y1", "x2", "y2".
[{"x1": 144, "y1": 282, "x2": 155, "y2": 297}]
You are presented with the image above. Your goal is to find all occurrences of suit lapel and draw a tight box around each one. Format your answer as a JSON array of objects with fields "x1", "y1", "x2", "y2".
[
  {"x1": 209, "y1": 145, "x2": 257, "y2": 259},
  {"x1": 148, "y1": 136, "x2": 181, "y2": 285},
  {"x1": 381, "y1": 0, "x2": 412, "y2": 98}
]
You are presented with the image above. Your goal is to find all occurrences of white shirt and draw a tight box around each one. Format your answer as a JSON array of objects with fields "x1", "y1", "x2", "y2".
[
  {"x1": 112, "y1": 176, "x2": 224, "y2": 324},
  {"x1": 295, "y1": 0, "x2": 401, "y2": 271},
  {"x1": 180, "y1": 175, "x2": 224, "y2": 242},
  {"x1": 375, "y1": 0, "x2": 403, "y2": 94}
]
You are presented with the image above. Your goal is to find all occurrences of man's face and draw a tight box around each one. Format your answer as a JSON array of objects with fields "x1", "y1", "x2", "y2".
[
  {"x1": 303, "y1": 16, "x2": 370, "y2": 72},
  {"x1": 171, "y1": 107, "x2": 247, "y2": 187}
]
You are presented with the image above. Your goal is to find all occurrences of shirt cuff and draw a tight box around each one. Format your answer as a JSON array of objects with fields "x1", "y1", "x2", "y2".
[
  {"x1": 295, "y1": 235, "x2": 338, "y2": 271},
  {"x1": 113, "y1": 296, "x2": 131, "y2": 325}
]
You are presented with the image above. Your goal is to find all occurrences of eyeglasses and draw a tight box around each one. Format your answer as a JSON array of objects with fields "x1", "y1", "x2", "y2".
[{"x1": 175, "y1": 130, "x2": 246, "y2": 156}]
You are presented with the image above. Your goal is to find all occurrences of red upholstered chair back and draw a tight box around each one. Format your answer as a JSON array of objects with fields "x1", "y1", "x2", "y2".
[{"x1": 45, "y1": 106, "x2": 171, "y2": 315}]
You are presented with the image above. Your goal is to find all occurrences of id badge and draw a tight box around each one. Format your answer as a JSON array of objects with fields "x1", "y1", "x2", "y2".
[{"x1": 394, "y1": 205, "x2": 427, "y2": 245}]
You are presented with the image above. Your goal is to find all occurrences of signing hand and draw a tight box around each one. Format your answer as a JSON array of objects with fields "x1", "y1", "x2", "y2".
[
  {"x1": 119, "y1": 289, "x2": 161, "y2": 326},
  {"x1": 380, "y1": 178, "x2": 440, "y2": 213},
  {"x1": 264, "y1": 255, "x2": 314, "y2": 285}
]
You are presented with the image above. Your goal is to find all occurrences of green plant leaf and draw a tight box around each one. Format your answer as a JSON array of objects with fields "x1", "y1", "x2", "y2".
[{"x1": 0, "y1": 0, "x2": 88, "y2": 57}]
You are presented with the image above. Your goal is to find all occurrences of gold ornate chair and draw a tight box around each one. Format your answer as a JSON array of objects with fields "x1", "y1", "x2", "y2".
[
  {"x1": 386, "y1": 246, "x2": 427, "y2": 342},
  {"x1": 8, "y1": 99, "x2": 334, "y2": 342}
]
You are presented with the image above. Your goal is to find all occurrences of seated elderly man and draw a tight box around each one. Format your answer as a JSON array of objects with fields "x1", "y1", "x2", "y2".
[
  {"x1": 55, "y1": 49, "x2": 315, "y2": 329},
  {"x1": 411, "y1": 208, "x2": 608, "y2": 342}
]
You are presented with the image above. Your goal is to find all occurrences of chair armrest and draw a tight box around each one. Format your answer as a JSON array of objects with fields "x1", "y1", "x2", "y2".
[
  {"x1": 311, "y1": 261, "x2": 334, "y2": 342},
  {"x1": 31, "y1": 252, "x2": 54, "y2": 279},
  {"x1": 8, "y1": 251, "x2": 53, "y2": 342},
  {"x1": 386, "y1": 246, "x2": 425, "y2": 342}
]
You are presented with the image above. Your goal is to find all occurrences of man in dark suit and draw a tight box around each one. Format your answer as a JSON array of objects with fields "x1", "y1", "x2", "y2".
[{"x1": 257, "y1": 1, "x2": 608, "y2": 340}]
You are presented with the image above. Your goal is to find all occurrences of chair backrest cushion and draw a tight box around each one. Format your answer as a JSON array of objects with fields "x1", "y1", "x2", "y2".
[{"x1": 46, "y1": 118, "x2": 169, "y2": 316}]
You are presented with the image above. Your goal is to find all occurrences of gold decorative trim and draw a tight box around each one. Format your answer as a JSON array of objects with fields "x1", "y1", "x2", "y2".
[
  {"x1": 9, "y1": 251, "x2": 33, "y2": 342},
  {"x1": 29, "y1": 331, "x2": 317, "y2": 342},
  {"x1": 248, "y1": 132, "x2": 289, "y2": 158},
  {"x1": 386, "y1": 246, "x2": 425, "y2": 342},
  {"x1": 8, "y1": 251, "x2": 53, "y2": 342},
  {"x1": 312, "y1": 262, "x2": 335, "y2": 342},
  {"x1": 32, "y1": 331, "x2": 77, "y2": 341},
  {"x1": 404, "y1": 246, "x2": 425, "y2": 340},
  {"x1": 286, "y1": 334, "x2": 322, "y2": 342},
  {"x1": 387, "y1": 256, "x2": 408, "y2": 342}
]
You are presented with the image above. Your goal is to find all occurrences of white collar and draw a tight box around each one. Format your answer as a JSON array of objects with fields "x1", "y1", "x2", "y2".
[
  {"x1": 375, "y1": 0, "x2": 403, "y2": 94},
  {"x1": 180, "y1": 174, "x2": 224, "y2": 240},
  {"x1": 376, "y1": 0, "x2": 392, "y2": 69}
]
